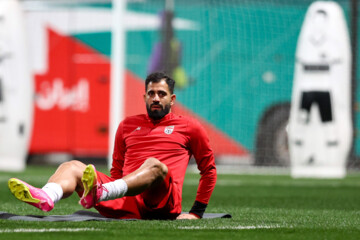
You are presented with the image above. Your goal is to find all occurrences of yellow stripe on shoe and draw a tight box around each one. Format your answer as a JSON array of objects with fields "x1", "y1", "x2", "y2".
[
  {"x1": 81, "y1": 164, "x2": 96, "y2": 197},
  {"x1": 8, "y1": 178, "x2": 40, "y2": 203}
]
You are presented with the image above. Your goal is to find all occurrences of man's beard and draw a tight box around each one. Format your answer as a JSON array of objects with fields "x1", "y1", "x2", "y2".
[{"x1": 146, "y1": 103, "x2": 171, "y2": 120}]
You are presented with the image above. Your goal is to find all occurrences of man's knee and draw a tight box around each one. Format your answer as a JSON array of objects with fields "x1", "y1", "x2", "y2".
[
  {"x1": 144, "y1": 157, "x2": 168, "y2": 180},
  {"x1": 58, "y1": 160, "x2": 86, "y2": 176}
]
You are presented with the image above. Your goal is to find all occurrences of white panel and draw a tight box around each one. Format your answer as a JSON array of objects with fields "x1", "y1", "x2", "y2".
[
  {"x1": 289, "y1": 1, "x2": 352, "y2": 178},
  {"x1": 0, "y1": 0, "x2": 34, "y2": 171}
]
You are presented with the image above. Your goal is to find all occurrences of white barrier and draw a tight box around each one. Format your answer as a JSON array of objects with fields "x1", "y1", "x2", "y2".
[
  {"x1": 0, "y1": 0, "x2": 33, "y2": 171},
  {"x1": 288, "y1": 1, "x2": 352, "y2": 178}
]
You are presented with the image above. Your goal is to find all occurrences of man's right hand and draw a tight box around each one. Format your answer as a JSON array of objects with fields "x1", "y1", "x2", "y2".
[{"x1": 176, "y1": 213, "x2": 200, "y2": 220}]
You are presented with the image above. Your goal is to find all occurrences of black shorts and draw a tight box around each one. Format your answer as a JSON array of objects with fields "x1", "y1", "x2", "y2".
[{"x1": 300, "y1": 91, "x2": 332, "y2": 122}]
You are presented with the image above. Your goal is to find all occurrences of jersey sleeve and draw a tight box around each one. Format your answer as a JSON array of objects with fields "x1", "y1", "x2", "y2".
[
  {"x1": 187, "y1": 118, "x2": 217, "y2": 217},
  {"x1": 110, "y1": 121, "x2": 125, "y2": 179}
]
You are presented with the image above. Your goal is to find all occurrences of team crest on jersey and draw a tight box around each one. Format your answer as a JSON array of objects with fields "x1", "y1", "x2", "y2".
[{"x1": 164, "y1": 125, "x2": 175, "y2": 135}]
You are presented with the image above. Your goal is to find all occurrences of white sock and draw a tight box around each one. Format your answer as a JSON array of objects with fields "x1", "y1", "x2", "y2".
[
  {"x1": 42, "y1": 183, "x2": 63, "y2": 203},
  {"x1": 100, "y1": 179, "x2": 128, "y2": 201}
]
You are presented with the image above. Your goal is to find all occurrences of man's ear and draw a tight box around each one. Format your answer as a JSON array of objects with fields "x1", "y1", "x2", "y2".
[
  {"x1": 143, "y1": 94, "x2": 146, "y2": 102},
  {"x1": 170, "y1": 94, "x2": 176, "y2": 106}
]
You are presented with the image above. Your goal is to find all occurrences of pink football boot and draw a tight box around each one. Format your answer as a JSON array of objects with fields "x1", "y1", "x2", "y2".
[
  {"x1": 79, "y1": 164, "x2": 104, "y2": 209},
  {"x1": 8, "y1": 178, "x2": 54, "y2": 212}
]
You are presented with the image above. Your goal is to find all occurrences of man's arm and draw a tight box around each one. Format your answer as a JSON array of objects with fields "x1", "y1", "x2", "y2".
[{"x1": 178, "y1": 118, "x2": 217, "y2": 219}]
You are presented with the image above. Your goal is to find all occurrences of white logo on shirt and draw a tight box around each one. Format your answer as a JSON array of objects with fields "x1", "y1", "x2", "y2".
[
  {"x1": 164, "y1": 125, "x2": 175, "y2": 135},
  {"x1": 132, "y1": 126, "x2": 141, "y2": 133}
]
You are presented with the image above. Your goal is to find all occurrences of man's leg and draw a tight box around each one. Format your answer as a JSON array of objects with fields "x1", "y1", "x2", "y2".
[
  {"x1": 80, "y1": 157, "x2": 168, "y2": 208},
  {"x1": 94, "y1": 166, "x2": 180, "y2": 220},
  {"x1": 140, "y1": 168, "x2": 182, "y2": 220},
  {"x1": 46, "y1": 160, "x2": 87, "y2": 198},
  {"x1": 123, "y1": 157, "x2": 168, "y2": 196},
  {"x1": 8, "y1": 160, "x2": 87, "y2": 211}
]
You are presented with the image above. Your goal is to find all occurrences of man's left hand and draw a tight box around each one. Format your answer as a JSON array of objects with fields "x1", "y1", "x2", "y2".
[{"x1": 176, "y1": 213, "x2": 200, "y2": 220}]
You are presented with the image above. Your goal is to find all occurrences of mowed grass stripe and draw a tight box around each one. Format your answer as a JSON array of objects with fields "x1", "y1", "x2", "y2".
[
  {"x1": 183, "y1": 178, "x2": 360, "y2": 187},
  {"x1": 0, "y1": 228, "x2": 101, "y2": 233},
  {"x1": 0, "y1": 166, "x2": 359, "y2": 240},
  {"x1": 178, "y1": 225, "x2": 285, "y2": 230}
]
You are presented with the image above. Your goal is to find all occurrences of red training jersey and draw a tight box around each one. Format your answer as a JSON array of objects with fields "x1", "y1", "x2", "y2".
[{"x1": 111, "y1": 112, "x2": 217, "y2": 205}]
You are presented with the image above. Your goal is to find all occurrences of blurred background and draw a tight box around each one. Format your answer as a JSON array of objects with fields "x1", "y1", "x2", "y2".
[{"x1": 1, "y1": 0, "x2": 359, "y2": 176}]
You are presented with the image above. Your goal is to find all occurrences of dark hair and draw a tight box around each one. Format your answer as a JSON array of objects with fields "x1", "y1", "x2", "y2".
[{"x1": 145, "y1": 72, "x2": 175, "y2": 94}]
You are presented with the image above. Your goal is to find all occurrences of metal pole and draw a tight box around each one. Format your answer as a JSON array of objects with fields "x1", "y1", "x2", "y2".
[
  {"x1": 108, "y1": 0, "x2": 126, "y2": 169},
  {"x1": 350, "y1": 0, "x2": 358, "y2": 165}
]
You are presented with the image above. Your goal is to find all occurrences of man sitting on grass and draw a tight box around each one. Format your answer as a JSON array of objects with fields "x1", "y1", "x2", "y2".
[{"x1": 8, "y1": 72, "x2": 217, "y2": 220}]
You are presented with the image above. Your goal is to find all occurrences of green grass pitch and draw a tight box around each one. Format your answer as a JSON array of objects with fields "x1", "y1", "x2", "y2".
[{"x1": 0, "y1": 165, "x2": 359, "y2": 239}]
